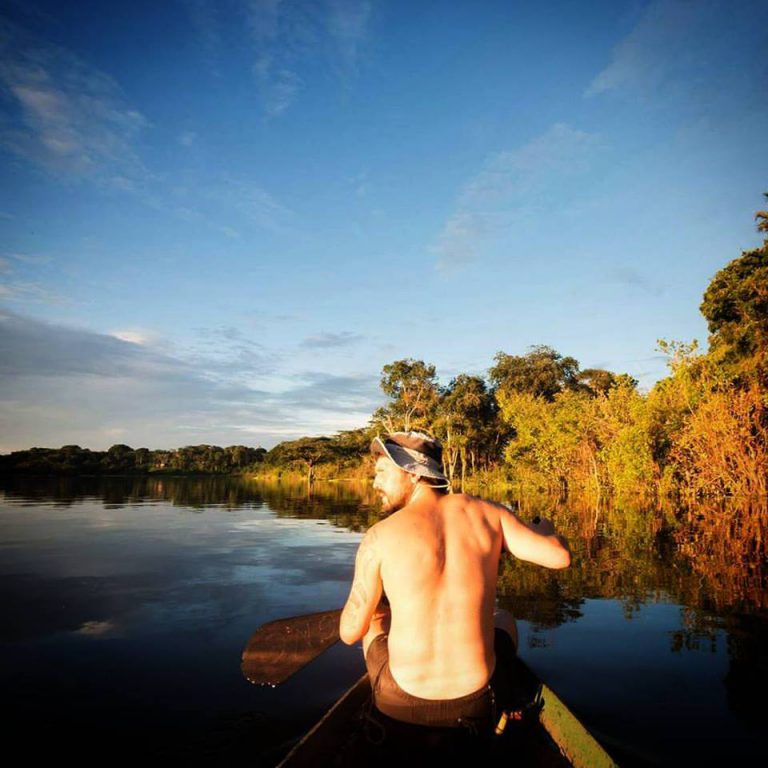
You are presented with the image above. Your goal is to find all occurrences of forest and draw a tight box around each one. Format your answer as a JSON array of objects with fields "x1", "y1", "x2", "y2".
[{"x1": 256, "y1": 197, "x2": 767, "y2": 499}]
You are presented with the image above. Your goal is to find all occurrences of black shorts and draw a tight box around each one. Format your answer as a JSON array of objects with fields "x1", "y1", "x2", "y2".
[{"x1": 364, "y1": 629, "x2": 516, "y2": 729}]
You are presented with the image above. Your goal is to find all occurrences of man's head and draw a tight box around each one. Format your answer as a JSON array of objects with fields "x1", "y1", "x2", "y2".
[{"x1": 370, "y1": 432, "x2": 449, "y2": 512}]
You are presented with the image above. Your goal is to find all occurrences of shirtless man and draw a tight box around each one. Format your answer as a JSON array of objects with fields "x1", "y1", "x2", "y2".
[{"x1": 339, "y1": 431, "x2": 571, "y2": 730}]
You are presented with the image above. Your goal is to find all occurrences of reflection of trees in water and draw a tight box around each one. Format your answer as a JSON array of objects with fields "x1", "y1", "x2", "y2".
[
  {"x1": 498, "y1": 496, "x2": 674, "y2": 622},
  {"x1": 0, "y1": 475, "x2": 269, "y2": 509},
  {"x1": 245, "y1": 478, "x2": 385, "y2": 532},
  {"x1": 675, "y1": 498, "x2": 767, "y2": 611},
  {"x1": 0, "y1": 476, "x2": 381, "y2": 522},
  {"x1": 4, "y1": 476, "x2": 765, "y2": 649},
  {"x1": 495, "y1": 495, "x2": 767, "y2": 653},
  {"x1": 671, "y1": 499, "x2": 768, "y2": 723}
]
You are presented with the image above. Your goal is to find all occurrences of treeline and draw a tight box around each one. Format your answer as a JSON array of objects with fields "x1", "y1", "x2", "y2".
[
  {"x1": 0, "y1": 443, "x2": 267, "y2": 476},
  {"x1": 266, "y1": 196, "x2": 768, "y2": 498}
]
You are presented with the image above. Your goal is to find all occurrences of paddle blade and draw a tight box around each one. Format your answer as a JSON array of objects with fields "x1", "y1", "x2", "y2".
[{"x1": 241, "y1": 609, "x2": 343, "y2": 686}]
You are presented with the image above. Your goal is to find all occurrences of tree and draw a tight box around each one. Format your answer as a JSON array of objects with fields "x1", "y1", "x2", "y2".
[
  {"x1": 434, "y1": 374, "x2": 495, "y2": 488},
  {"x1": 266, "y1": 437, "x2": 338, "y2": 484},
  {"x1": 375, "y1": 359, "x2": 440, "y2": 432},
  {"x1": 578, "y1": 369, "x2": 618, "y2": 396},
  {"x1": 756, "y1": 191, "x2": 768, "y2": 235},
  {"x1": 489, "y1": 345, "x2": 580, "y2": 401},
  {"x1": 103, "y1": 444, "x2": 135, "y2": 472},
  {"x1": 700, "y1": 196, "x2": 768, "y2": 381}
]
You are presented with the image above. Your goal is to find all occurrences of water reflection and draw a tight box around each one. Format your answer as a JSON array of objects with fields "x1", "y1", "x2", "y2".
[
  {"x1": 1, "y1": 474, "x2": 382, "y2": 523},
  {"x1": 1, "y1": 477, "x2": 766, "y2": 766}
]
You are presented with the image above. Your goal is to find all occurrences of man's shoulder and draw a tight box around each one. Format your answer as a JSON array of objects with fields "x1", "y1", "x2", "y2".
[
  {"x1": 438, "y1": 492, "x2": 501, "y2": 514},
  {"x1": 365, "y1": 515, "x2": 396, "y2": 542}
]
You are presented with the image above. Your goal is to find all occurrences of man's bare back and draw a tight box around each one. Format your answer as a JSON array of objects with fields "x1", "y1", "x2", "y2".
[{"x1": 340, "y1": 440, "x2": 571, "y2": 703}]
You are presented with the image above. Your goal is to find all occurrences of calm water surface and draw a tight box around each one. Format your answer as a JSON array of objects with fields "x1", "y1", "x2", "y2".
[{"x1": 1, "y1": 476, "x2": 765, "y2": 766}]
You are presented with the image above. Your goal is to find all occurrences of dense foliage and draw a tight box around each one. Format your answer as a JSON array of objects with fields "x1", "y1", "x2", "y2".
[
  {"x1": 368, "y1": 197, "x2": 768, "y2": 498},
  {"x1": 0, "y1": 444, "x2": 267, "y2": 476}
]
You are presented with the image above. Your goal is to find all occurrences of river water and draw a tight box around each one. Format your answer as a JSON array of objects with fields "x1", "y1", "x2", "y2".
[{"x1": 1, "y1": 476, "x2": 765, "y2": 766}]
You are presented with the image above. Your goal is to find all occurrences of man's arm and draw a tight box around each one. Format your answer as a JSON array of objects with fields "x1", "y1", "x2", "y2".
[
  {"x1": 498, "y1": 506, "x2": 571, "y2": 569},
  {"x1": 339, "y1": 527, "x2": 383, "y2": 645}
]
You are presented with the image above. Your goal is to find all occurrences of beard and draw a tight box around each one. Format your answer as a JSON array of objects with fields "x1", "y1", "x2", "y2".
[{"x1": 378, "y1": 488, "x2": 408, "y2": 513}]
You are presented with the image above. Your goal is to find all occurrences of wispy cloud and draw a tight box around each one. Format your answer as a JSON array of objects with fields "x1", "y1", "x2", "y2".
[
  {"x1": 585, "y1": 0, "x2": 767, "y2": 101},
  {"x1": 0, "y1": 310, "x2": 380, "y2": 450},
  {"x1": 246, "y1": 0, "x2": 373, "y2": 117},
  {"x1": 0, "y1": 11, "x2": 290, "y2": 237},
  {"x1": 433, "y1": 123, "x2": 599, "y2": 270},
  {"x1": 586, "y1": 1, "x2": 708, "y2": 97},
  {"x1": 169, "y1": 175, "x2": 292, "y2": 234},
  {"x1": 182, "y1": 1, "x2": 374, "y2": 116},
  {"x1": 300, "y1": 331, "x2": 363, "y2": 348},
  {"x1": 252, "y1": 54, "x2": 304, "y2": 118},
  {"x1": 189, "y1": 324, "x2": 278, "y2": 380},
  {"x1": 0, "y1": 280, "x2": 68, "y2": 305},
  {"x1": 327, "y1": 0, "x2": 373, "y2": 75},
  {"x1": 5, "y1": 252, "x2": 52, "y2": 265},
  {"x1": 246, "y1": 0, "x2": 310, "y2": 117},
  {"x1": 0, "y1": 16, "x2": 149, "y2": 183},
  {"x1": 279, "y1": 370, "x2": 382, "y2": 413}
]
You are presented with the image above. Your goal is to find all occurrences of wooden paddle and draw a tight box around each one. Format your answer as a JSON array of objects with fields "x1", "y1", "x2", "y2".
[{"x1": 241, "y1": 609, "x2": 343, "y2": 686}]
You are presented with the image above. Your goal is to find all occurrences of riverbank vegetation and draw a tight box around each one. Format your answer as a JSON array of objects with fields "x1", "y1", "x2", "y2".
[
  {"x1": 264, "y1": 198, "x2": 767, "y2": 500},
  {"x1": 0, "y1": 443, "x2": 267, "y2": 476}
]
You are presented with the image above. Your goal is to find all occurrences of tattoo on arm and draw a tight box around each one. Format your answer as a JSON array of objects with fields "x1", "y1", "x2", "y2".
[{"x1": 341, "y1": 528, "x2": 380, "y2": 637}]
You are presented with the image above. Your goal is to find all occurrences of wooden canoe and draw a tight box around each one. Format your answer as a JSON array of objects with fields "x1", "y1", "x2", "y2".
[{"x1": 278, "y1": 655, "x2": 619, "y2": 768}]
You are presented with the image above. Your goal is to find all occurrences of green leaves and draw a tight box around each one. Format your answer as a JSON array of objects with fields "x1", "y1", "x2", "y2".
[{"x1": 700, "y1": 245, "x2": 768, "y2": 379}]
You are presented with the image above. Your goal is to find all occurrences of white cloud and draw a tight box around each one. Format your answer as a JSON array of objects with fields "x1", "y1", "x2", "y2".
[
  {"x1": 433, "y1": 123, "x2": 599, "y2": 270},
  {"x1": 0, "y1": 311, "x2": 379, "y2": 450},
  {"x1": 0, "y1": 16, "x2": 149, "y2": 182},
  {"x1": 585, "y1": 0, "x2": 765, "y2": 100},
  {"x1": 110, "y1": 329, "x2": 157, "y2": 346}
]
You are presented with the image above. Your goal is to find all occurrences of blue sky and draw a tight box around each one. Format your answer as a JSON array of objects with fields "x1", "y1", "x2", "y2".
[{"x1": 1, "y1": 0, "x2": 766, "y2": 452}]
